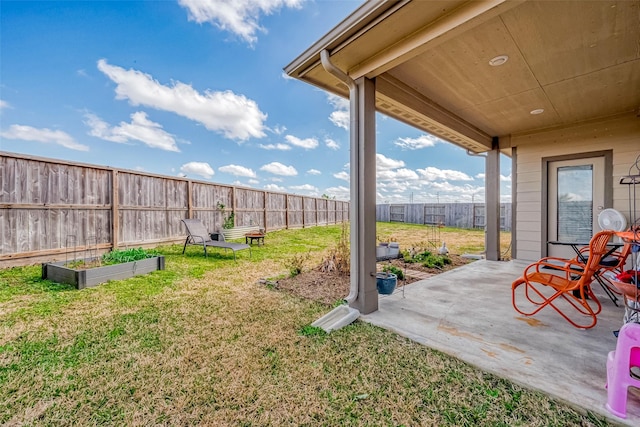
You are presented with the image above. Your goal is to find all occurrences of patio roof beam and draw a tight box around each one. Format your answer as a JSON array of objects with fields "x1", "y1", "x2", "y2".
[{"x1": 377, "y1": 75, "x2": 493, "y2": 152}]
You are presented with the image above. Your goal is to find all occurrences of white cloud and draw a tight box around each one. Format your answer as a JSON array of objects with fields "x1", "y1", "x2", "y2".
[
  {"x1": 329, "y1": 110, "x2": 349, "y2": 130},
  {"x1": 264, "y1": 183, "x2": 286, "y2": 192},
  {"x1": 272, "y1": 124, "x2": 287, "y2": 135},
  {"x1": 376, "y1": 153, "x2": 405, "y2": 171},
  {"x1": 260, "y1": 162, "x2": 297, "y2": 176},
  {"x1": 97, "y1": 59, "x2": 266, "y2": 141},
  {"x1": 427, "y1": 181, "x2": 484, "y2": 199},
  {"x1": 0, "y1": 100, "x2": 10, "y2": 110},
  {"x1": 307, "y1": 169, "x2": 321, "y2": 175},
  {"x1": 325, "y1": 138, "x2": 340, "y2": 150},
  {"x1": 180, "y1": 162, "x2": 214, "y2": 179},
  {"x1": 475, "y1": 172, "x2": 511, "y2": 182},
  {"x1": 259, "y1": 143, "x2": 291, "y2": 150},
  {"x1": 378, "y1": 168, "x2": 419, "y2": 181},
  {"x1": 285, "y1": 134, "x2": 318, "y2": 149},
  {"x1": 324, "y1": 185, "x2": 350, "y2": 200},
  {"x1": 417, "y1": 166, "x2": 473, "y2": 181},
  {"x1": 289, "y1": 183, "x2": 319, "y2": 195},
  {"x1": 327, "y1": 93, "x2": 349, "y2": 129},
  {"x1": 248, "y1": 179, "x2": 260, "y2": 184},
  {"x1": 333, "y1": 171, "x2": 350, "y2": 182},
  {"x1": 178, "y1": 0, "x2": 304, "y2": 45},
  {"x1": 218, "y1": 164, "x2": 256, "y2": 178},
  {"x1": 0, "y1": 124, "x2": 88, "y2": 151},
  {"x1": 84, "y1": 112, "x2": 180, "y2": 152},
  {"x1": 394, "y1": 134, "x2": 439, "y2": 150}
]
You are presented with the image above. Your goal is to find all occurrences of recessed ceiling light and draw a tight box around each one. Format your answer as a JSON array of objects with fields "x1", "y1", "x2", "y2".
[
  {"x1": 489, "y1": 55, "x2": 509, "y2": 66},
  {"x1": 530, "y1": 108, "x2": 545, "y2": 115}
]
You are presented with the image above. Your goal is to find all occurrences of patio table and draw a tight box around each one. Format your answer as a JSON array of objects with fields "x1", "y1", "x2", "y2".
[{"x1": 245, "y1": 232, "x2": 265, "y2": 246}]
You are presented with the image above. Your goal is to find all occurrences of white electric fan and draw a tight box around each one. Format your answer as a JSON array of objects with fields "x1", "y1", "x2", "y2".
[
  {"x1": 598, "y1": 208, "x2": 627, "y2": 247},
  {"x1": 598, "y1": 208, "x2": 627, "y2": 232}
]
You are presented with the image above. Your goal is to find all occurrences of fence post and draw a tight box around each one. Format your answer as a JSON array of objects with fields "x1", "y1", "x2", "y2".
[
  {"x1": 263, "y1": 191, "x2": 267, "y2": 231},
  {"x1": 231, "y1": 186, "x2": 236, "y2": 227},
  {"x1": 187, "y1": 179, "x2": 193, "y2": 219},
  {"x1": 111, "y1": 169, "x2": 119, "y2": 249}
]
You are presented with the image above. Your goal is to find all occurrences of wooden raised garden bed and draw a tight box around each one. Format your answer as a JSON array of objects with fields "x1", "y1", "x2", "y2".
[{"x1": 42, "y1": 256, "x2": 165, "y2": 289}]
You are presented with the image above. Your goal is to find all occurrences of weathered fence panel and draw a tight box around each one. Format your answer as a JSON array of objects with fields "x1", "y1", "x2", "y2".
[
  {"x1": 405, "y1": 203, "x2": 424, "y2": 224},
  {"x1": 424, "y1": 204, "x2": 446, "y2": 225},
  {"x1": 118, "y1": 171, "x2": 189, "y2": 245},
  {"x1": 287, "y1": 195, "x2": 304, "y2": 228},
  {"x1": 377, "y1": 203, "x2": 512, "y2": 230},
  {"x1": 303, "y1": 197, "x2": 317, "y2": 227},
  {"x1": 265, "y1": 192, "x2": 287, "y2": 230},
  {"x1": 389, "y1": 204, "x2": 405, "y2": 222},
  {"x1": 327, "y1": 200, "x2": 336, "y2": 224},
  {"x1": 0, "y1": 152, "x2": 349, "y2": 266},
  {"x1": 376, "y1": 204, "x2": 390, "y2": 222},
  {"x1": 234, "y1": 187, "x2": 265, "y2": 228},
  {"x1": 317, "y1": 198, "x2": 328, "y2": 225}
]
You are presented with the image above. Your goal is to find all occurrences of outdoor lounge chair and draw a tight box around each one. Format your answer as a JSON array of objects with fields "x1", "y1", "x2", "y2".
[
  {"x1": 511, "y1": 230, "x2": 615, "y2": 329},
  {"x1": 181, "y1": 218, "x2": 251, "y2": 261},
  {"x1": 570, "y1": 237, "x2": 633, "y2": 295}
]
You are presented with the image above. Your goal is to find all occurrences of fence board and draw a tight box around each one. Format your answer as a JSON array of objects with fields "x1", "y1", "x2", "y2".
[
  {"x1": 235, "y1": 188, "x2": 265, "y2": 227},
  {"x1": 303, "y1": 197, "x2": 316, "y2": 227},
  {"x1": 0, "y1": 152, "x2": 348, "y2": 266},
  {"x1": 377, "y1": 203, "x2": 511, "y2": 230},
  {"x1": 287, "y1": 195, "x2": 303, "y2": 228}
]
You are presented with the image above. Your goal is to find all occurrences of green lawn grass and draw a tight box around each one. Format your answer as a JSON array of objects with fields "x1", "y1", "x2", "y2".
[{"x1": 0, "y1": 224, "x2": 610, "y2": 426}]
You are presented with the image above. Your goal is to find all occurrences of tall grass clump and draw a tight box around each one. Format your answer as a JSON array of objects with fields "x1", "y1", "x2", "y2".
[{"x1": 319, "y1": 222, "x2": 350, "y2": 275}]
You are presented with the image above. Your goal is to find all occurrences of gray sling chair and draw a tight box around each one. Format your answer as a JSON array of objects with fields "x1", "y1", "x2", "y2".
[{"x1": 181, "y1": 219, "x2": 251, "y2": 261}]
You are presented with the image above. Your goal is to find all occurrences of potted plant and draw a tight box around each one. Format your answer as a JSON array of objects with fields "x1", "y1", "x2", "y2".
[
  {"x1": 376, "y1": 271, "x2": 397, "y2": 294},
  {"x1": 217, "y1": 202, "x2": 236, "y2": 240}
]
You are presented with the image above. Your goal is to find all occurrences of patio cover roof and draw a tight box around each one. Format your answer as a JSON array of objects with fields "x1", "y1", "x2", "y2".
[{"x1": 284, "y1": 0, "x2": 640, "y2": 154}]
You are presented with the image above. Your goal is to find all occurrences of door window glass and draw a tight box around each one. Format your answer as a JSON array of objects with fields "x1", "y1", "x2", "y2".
[{"x1": 557, "y1": 165, "x2": 593, "y2": 241}]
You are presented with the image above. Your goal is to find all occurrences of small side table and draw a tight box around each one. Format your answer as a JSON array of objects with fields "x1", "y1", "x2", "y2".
[{"x1": 245, "y1": 233, "x2": 265, "y2": 246}]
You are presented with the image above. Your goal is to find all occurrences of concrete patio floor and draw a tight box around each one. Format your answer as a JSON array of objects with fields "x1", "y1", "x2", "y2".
[{"x1": 360, "y1": 259, "x2": 640, "y2": 426}]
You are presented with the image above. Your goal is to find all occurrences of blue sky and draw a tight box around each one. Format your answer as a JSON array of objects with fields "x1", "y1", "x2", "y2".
[{"x1": 0, "y1": 0, "x2": 511, "y2": 203}]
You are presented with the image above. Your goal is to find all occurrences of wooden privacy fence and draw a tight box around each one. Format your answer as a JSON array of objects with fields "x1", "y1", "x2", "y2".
[
  {"x1": 0, "y1": 152, "x2": 349, "y2": 266},
  {"x1": 376, "y1": 203, "x2": 512, "y2": 231}
]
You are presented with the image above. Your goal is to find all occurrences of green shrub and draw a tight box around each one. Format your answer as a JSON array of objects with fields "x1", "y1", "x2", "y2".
[
  {"x1": 102, "y1": 248, "x2": 157, "y2": 265},
  {"x1": 382, "y1": 264, "x2": 404, "y2": 280},
  {"x1": 402, "y1": 249, "x2": 451, "y2": 269},
  {"x1": 283, "y1": 252, "x2": 310, "y2": 277}
]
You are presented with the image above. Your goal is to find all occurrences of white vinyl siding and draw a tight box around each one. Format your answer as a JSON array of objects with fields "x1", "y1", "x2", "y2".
[{"x1": 512, "y1": 113, "x2": 640, "y2": 261}]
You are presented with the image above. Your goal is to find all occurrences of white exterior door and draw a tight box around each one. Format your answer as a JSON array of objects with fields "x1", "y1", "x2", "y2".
[{"x1": 547, "y1": 157, "x2": 605, "y2": 259}]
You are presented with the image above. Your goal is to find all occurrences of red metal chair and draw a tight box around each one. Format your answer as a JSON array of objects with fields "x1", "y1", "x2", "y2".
[{"x1": 512, "y1": 230, "x2": 615, "y2": 329}]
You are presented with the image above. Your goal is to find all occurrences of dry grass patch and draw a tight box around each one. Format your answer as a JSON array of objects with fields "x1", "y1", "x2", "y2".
[{"x1": 0, "y1": 225, "x2": 612, "y2": 426}]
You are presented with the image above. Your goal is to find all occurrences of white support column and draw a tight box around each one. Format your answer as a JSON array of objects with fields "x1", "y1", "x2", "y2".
[
  {"x1": 485, "y1": 145, "x2": 501, "y2": 261},
  {"x1": 350, "y1": 76, "x2": 378, "y2": 314}
]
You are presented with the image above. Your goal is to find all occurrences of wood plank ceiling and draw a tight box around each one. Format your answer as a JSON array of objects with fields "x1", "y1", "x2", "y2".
[{"x1": 287, "y1": 0, "x2": 640, "y2": 153}]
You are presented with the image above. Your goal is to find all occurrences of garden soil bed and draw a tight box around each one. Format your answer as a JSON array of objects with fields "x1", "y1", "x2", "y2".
[
  {"x1": 275, "y1": 254, "x2": 472, "y2": 306},
  {"x1": 42, "y1": 256, "x2": 165, "y2": 289}
]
